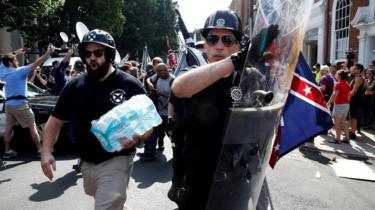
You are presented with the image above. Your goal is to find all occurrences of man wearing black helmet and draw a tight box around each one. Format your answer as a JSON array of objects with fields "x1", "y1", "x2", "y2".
[
  {"x1": 70, "y1": 60, "x2": 86, "y2": 77},
  {"x1": 40, "y1": 29, "x2": 151, "y2": 210},
  {"x1": 171, "y1": 10, "x2": 278, "y2": 210}
]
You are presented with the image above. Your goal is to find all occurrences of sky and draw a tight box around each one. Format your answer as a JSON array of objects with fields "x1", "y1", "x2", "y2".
[{"x1": 175, "y1": 0, "x2": 232, "y2": 32}]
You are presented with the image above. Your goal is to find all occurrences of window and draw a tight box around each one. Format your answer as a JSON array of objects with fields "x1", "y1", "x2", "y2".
[{"x1": 335, "y1": 0, "x2": 350, "y2": 60}]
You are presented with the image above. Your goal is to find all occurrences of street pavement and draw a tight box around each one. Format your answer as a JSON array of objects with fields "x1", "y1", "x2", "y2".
[
  {"x1": 0, "y1": 128, "x2": 374, "y2": 210},
  {"x1": 301, "y1": 128, "x2": 375, "y2": 160}
]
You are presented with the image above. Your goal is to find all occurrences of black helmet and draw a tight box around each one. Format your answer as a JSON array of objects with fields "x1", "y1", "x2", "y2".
[
  {"x1": 201, "y1": 10, "x2": 242, "y2": 40},
  {"x1": 78, "y1": 29, "x2": 116, "y2": 62},
  {"x1": 74, "y1": 60, "x2": 85, "y2": 72}
]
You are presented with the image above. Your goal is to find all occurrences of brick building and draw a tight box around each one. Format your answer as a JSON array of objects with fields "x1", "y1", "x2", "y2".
[{"x1": 230, "y1": 0, "x2": 375, "y2": 68}]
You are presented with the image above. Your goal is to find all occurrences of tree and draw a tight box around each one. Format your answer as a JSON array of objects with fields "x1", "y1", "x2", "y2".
[
  {"x1": 0, "y1": 0, "x2": 125, "y2": 52},
  {"x1": 63, "y1": 0, "x2": 125, "y2": 38},
  {"x1": 118, "y1": 0, "x2": 178, "y2": 60},
  {"x1": 0, "y1": 0, "x2": 64, "y2": 50}
]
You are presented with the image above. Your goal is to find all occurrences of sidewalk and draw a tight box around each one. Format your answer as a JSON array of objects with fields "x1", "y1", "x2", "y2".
[{"x1": 301, "y1": 128, "x2": 375, "y2": 159}]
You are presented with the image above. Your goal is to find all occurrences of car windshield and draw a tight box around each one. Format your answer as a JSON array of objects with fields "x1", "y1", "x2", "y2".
[{"x1": 27, "y1": 82, "x2": 48, "y2": 97}]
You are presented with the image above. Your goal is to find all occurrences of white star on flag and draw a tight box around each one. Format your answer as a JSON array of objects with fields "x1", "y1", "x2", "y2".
[
  {"x1": 302, "y1": 85, "x2": 311, "y2": 96},
  {"x1": 273, "y1": 143, "x2": 280, "y2": 151}
]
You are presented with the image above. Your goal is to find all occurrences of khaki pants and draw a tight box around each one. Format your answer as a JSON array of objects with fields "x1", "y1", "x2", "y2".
[{"x1": 81, "y1": 155, "x2": 134, "y2": 210}]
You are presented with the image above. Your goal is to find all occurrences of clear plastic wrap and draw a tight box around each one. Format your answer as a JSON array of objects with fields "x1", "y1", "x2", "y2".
[{"x1": 91, "y1": 94, "x2": 162, "y2": 152}]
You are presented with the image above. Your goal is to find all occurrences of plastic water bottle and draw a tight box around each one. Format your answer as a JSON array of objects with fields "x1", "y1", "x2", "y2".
[{"x1": 91, "y1": 94, "x2": 162, "y2": 152}]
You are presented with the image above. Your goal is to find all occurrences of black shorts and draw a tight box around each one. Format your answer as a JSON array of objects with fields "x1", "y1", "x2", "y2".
[{"x1": 349, "y1": 102, "x2": 361, "y2": 119}]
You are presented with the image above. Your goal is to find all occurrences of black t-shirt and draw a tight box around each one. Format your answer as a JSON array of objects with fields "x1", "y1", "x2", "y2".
[
  {"x1": 52, "y1": 69, "x2": 145, "y2": 163},
  {"x1": 172, "y1": 74, "x2": 234, "y2": 176}
]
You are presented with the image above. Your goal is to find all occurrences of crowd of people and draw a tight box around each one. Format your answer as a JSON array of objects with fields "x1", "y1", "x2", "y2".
[
  {"x1": 0, "y1": 7, "x2": 374, "y2": 210},
  {"x1": 315, "y1": 61, "x2": 375, "y2": 143}
]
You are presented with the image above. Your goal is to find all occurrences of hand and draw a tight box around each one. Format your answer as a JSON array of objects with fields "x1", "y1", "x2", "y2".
[
  {"x1": 231, "y1": 24, "x2": 279, "y2": 70},
  {"x1": 166, "y1": 117, "x2": 174, "y2": 137},
  {"x1": 119, "y1": 136, "x2": 140, "y2": 149},
  {"x1": 156, "y1": 90, "x2": 161, "y2": 96},
  {"x1": 248, "y1": 24, "x2": 279, "y2": 65},
  {"x1": 48, "y1": 44, "x2": 55, "y2": 53},
  {"x1": 148, "y1": 84, "x2": 156, "y2": 91},
  {"x1": 40, "y1": 150, "x2": 56, "y2": 181},
  {"x1": 36, "y1": 67, "x2": 41, "y2": 74}
]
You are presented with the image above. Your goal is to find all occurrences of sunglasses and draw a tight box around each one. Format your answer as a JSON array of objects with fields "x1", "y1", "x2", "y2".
[
  {"x1": 82, "y1": 49, "x2": 105, "y2": 58},
  {"x1": 206, "y1": 35, "x2": 237, "y2": 47}
]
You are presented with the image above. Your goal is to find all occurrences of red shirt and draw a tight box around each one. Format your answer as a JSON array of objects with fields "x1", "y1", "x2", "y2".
[{"x1": 334, "y1": 80, "x2": 350, "y2": 104}]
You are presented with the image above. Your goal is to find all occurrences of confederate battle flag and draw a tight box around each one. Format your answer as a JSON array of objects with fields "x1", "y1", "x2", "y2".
[{"x1": 269, "y1": 53, "x2": 334, "y2": 168}]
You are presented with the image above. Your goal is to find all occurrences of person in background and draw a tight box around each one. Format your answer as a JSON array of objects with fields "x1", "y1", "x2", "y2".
[
  {"x1": 0, "y1": 47, "x2": 53, "y2": 158},
  {"x1": 348, "y1": 64, "x2": 365, "y2": 139},
  {"x1": 319, "y1": 65, "x2": 334, "y2": 103},
  {"x1": 329, "y1": 64, "x2": 338, "y2": 83},
  {"x1": 363, "y1": 69, "x2": 375, "y2": 128},
  {"x1": 69, "y1": 59, "x2": 86, "y2": 172},
  {"x1": 313, "y1": 63, "x2": 321, "y2": 82},
  {"x1": 142, "y1": 57, "x2": 164, "y2": 153},
  {"x1": 120, "y1": 62, "x2": 131, "y2": 74},
  {"x1": 70, "y1": 60, "x2": 86, "y2": 77},
  {"x1": 140, "y1": 63, "x2": 175, "y2": 161},
  {"x1": 49, "y1": 48, "x2": 74, "y2": 95},
  {"x1": 327, "y1": 70, "x2": 351, "y2": 143},
  {"x1": 129, "y1": 66, "x2": 140, "y2": 79},
  {"x1": 40, "y1": 29, "x2": 151, "y2": 210},
  {"x1": 28, "y1": 66, "x2": 48, "y2": 89},
  {"x1": 64, "y1": 69, "x2": 71, "y2": 82}
]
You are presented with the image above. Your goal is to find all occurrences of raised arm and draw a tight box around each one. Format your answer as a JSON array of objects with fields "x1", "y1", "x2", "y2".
[
  {"x1": 32, "y1": 47, "x2": 53, "y2": 70},
  {"x1": 172, "y1": 57, "x2": 235, "y2": 98},
  {"x1": 62, "y1": 48, "x2": 74, "y2": 63}
]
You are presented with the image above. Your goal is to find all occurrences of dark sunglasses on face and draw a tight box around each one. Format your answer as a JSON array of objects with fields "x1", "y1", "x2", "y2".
[
  {"x1": 206, "y1": 35, "x2": 237, "y2": 47},
  {"x1": 82, "y1": 49, "x2": 105, "y2": 58}
]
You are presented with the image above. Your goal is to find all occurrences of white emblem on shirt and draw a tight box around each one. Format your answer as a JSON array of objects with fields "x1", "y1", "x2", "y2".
[{"x1": 110, "y1": 89, "x2": 126, "y2": 104}]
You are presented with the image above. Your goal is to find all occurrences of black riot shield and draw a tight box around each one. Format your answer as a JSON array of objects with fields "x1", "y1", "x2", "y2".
[
  {"x1": 206, "y1": 0, "x2": 313, "y2": 209},
  {"x1": 206, "y1": 103, "x2": 283, "y2": 210}
]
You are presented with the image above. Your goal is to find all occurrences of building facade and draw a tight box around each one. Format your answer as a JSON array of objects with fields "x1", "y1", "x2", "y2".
[
  {"x1": 0, "y1": 28, "x2": 24, "y2": 58},
  {"x1": 230, "y1": 0, "x2": 374, "y2": 68}
]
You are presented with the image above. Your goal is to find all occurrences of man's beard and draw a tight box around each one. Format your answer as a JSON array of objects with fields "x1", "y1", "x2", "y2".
[{"x1": 86, "y1": 60, "x2": 110, "y2": 81}]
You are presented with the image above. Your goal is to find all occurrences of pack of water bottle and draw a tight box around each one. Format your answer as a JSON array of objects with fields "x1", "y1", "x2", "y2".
[{"x1": 91, "y1": 94, "x2": 162, "y2": 152}]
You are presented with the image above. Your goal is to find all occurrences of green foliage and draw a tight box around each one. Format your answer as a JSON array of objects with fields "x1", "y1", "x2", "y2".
[
  {"x1": 119, "y1": 0, "x2": 178, "y2": 59},
  {"x1": 0, "y1": 0, "x2": 64, "y2": 28},
  {"x1": 0, "y1": 0, "x2": 64, "y2": 48},
  {"x1": 0, "y1": 0, "x2": 178, "y2": 59},
  {"x1": 0, "y1": 0, "x2": 125, "y2": 51},
  {"x1": 63, "y1": 0, "x2": 125, "y2": 37}
]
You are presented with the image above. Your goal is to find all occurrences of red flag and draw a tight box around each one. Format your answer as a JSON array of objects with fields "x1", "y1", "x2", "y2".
[{"x1": 166, "y1": 36, "x2": 177, "y2": 67}]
